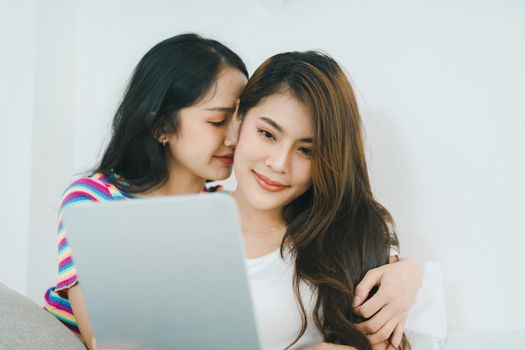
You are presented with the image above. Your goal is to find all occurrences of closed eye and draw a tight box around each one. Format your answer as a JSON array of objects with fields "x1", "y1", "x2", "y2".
[
  {"x1": 257, "y1": 128, "x2": 275, "y2": 141},
  {"x1": 208, "y1": 120, "x2": 226, "y2": 127}
]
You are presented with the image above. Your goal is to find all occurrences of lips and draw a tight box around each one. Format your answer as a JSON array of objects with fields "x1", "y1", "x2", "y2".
[
  {"x1": 214, "y1": 154, "x2": 234, "y2": 166},
  {"x1": 251, "y1": 170, "x2": 289, "y2": 192}
]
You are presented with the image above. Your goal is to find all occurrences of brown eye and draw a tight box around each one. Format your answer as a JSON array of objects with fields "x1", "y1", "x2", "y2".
[
  {"x1": 257, "y1": 128, "x2": 275, "y2": 141},
  {"x1": 298, "y1": 147, "x2": 312, "y2": 156}
]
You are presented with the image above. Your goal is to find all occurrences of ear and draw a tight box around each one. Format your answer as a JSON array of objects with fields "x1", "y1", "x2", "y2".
[
  {"x1": 232, "y1": 99, "x2": 242, "y2": 126},
  {"x1": 235, "y1": 99, "x2": 240, "y2": 113},
  {"x1": 147, "y1": 112, "x2": 164, "y2": 141},
  {"x1": 158, "y1": 135, "x2": 170, "y2": 146}
]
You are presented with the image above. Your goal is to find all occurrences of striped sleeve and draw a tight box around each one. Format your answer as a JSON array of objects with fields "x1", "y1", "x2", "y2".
[
  {"x1": 44, "y1": 175, "x2": 119, "y2": 333},
  {"x1": 55, "y1": 177, "x2": 116, "y2": 291},
  {"x1": 43, "y1": 287, "x2": 81, "y2": 336}
]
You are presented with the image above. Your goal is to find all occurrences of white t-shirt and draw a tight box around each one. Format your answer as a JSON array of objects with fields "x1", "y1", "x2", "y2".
[
  {"x1": 246, "y1": 248, "x2": 322, "y2": 350},
  {"x1": 245, "y1": 249, "x2": 446, "y2": 350}
]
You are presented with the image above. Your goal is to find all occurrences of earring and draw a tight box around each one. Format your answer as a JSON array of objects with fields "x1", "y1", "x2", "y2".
[{"x1": 162, "y1": 138, "x2": 168, "y2": 146}]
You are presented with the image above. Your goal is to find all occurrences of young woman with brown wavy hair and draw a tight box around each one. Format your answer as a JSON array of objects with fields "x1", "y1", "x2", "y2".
[{"x1": 226, "y1": 51, "x2": 420, "y2": 350}]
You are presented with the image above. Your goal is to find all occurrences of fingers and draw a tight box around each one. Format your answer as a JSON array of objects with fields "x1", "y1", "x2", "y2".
[
  {"x1": 355, "y1": 303, "x2": 392, "y2": 335},
  {"x1": 354, "y1": 286, "x2": 390, "y2": 318},
  {"x1": 355, "y1": 303, "x2": 399, "y2": 345},
  {"x1": 367, "y1": 317, "x2": 398, "y2": 345},
  {"x1": 388, "y1": 320, "x2": 405, "y2": 349},
  {"x1": 353, "y1": 267, "x2": 383, "y2": 308}
]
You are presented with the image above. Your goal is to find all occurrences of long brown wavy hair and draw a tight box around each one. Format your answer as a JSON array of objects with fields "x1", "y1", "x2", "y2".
[{"x1": 237, "y1": 51, "x2": 410, "y2": 350}]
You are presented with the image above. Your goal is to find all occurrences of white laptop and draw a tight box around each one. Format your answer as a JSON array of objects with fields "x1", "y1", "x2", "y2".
[{"x1": 62, "y1": 193, "x2": 261, "y2": 350}]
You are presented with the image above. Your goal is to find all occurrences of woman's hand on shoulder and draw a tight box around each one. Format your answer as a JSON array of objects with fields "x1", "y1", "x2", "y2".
[{"x1": 352, "y1": 257, "x2": 422, "y2": 348}]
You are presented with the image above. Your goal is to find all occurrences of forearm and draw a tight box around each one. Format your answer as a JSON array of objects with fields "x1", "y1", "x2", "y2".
[{"x1": 68, "y1": 284, "x2": 95, "y2": 350}]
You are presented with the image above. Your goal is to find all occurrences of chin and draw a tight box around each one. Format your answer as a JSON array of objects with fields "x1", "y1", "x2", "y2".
[
  {"x1": 244, "y1": 188, "x2": 288, "y2": 212},
  {"x1": 248, "y1": 200, "x2": 282, "y2": 212},
  {"x1": 205, "y1": 168, "x2": 232, "y2": 182}
]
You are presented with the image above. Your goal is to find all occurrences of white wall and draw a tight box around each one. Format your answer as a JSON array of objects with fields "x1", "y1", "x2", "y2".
[
  {"x1": 26, "y1": 0, "x2": 80, "y2": 306},
  {"x1": 0, "y1": 0, "x2": 36, "y2": 296},
  {"x1": 1, "y1": 0, "x2": 524, "y2": 333}
]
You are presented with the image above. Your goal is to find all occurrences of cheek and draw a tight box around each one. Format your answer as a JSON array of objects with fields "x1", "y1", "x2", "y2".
[
  {"x1": 235, "y1": 129, "x2": 266, "y2": 164},
  {"x1": 207, "y1": 127, "x2": 226, "y2": 146},
  {"x1": 182, "y1": 123, "x2": 224, "y2": 150},
  {"x1": 292, "y1": 159, "x2": 312, "y2": 188}
]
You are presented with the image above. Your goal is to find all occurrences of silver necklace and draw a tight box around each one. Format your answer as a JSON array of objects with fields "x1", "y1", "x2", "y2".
[{"x1": 242, "y1": 225, "x2": 286, "y2": 234}]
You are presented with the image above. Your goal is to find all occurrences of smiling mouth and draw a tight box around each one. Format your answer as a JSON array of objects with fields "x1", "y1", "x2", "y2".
[
  {"x1": 251, "y1": 170, "x2": 289, "y2": 192},
  {"x1": 214, "y1": 154, "x2": 234, "y2": 166}
]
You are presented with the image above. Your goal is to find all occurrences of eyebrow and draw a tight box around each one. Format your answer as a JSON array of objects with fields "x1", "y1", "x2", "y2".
[
  {"x1": 260, "y1": 116, "x2": 283, "y2": 132},
  {"x1": 259, "y1": 116, "x2": 313, "y2": 143},
  {"x1": 204, "y1": 107, "x2": 236, "y2": 113}
]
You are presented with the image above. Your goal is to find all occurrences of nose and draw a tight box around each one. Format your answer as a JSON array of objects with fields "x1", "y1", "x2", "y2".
[
  {"x1": 224, "y1": 115, "x2": 239, "y2": 148},
  {"x1": 265, "y1": 144, "x2": 291, "y2": 174}
]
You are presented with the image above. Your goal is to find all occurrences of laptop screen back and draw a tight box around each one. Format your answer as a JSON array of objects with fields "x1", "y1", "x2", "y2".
[{"x1": 63, "y1": 194, "x2": 261, "y2": 350}]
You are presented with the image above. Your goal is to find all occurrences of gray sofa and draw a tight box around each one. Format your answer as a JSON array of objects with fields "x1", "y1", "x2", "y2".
[{"x1": 0, "y1": 283, "x2": 85, "y2": 350}]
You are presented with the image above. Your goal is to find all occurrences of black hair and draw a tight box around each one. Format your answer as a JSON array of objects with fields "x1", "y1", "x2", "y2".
[{"x1": 95, "y1": 33, "x2": 248, "y2": 193}]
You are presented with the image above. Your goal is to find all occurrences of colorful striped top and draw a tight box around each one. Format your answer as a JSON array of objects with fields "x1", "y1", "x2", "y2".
[{"x1": 44, "y1": 171, "x2": 222, "y2": 336}]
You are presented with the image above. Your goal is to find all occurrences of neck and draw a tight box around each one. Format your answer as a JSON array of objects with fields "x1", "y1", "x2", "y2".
[
  {"x1": 142, "y1": 162, "x2": 205, "y2": 197},
  {"x1": 232, "y1": 187, "x2": 286, "y2": 233}
]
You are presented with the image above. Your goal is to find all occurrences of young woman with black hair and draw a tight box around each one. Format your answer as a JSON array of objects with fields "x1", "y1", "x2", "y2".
[{"x1": 43, "y1": 33, "x2": 248, "y2": 349}]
